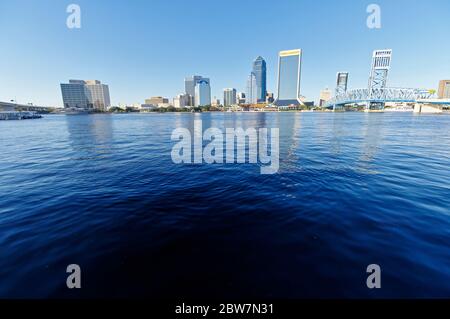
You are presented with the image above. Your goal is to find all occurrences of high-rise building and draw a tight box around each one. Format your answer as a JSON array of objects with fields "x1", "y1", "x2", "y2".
[
  {"x1": 274, "y1": 49, "x2": 303, "y2": 107},
  {"x1": 438, "y1": 80, "x2": 450, "y2": 99},
  {"x1": 246, "y1": 72, "x2": 257, "y2": 104},
  {"x1": 319, "y1": 88, "x2": 332, "y2": 107},
  {"x1": 237, "y1": 92, "x2": 246, "y2": 105},
  {"x1": 195, "y1": 78, "x2": 211, "y2": 107},
  {"x1": 223, "y1": 88, "x2": 237, "y2": 106},
  {"x1": 173, "y1": 94, "x2": 190, "y2": 108},
  {"x1": 60, "y1": 79, "x2": 111, "y2": 110},
  {"x1": 185, "y1": 75, "x2": 202, "y2": 106},
  {"x1": 185, "y1": 75, "x2": 212, "y2": 106},
  {"x1": 252, "y1": 56, "x2": 267, "y2": 103}
]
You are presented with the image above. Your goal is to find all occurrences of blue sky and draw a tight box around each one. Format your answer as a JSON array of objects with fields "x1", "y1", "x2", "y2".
[{"x1": 0, "y1": 0, "x2": 449, "y2": 106}]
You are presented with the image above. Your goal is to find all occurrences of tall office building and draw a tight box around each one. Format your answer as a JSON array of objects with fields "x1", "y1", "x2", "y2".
[
  {"x1": 246, "y1": 72, "x2": 257, "y2": 104},
  {"x1": 173, "y1": 94, "x2": 190, "y2": 108},
  {"x1": 60, "y1": 79, "x2": 110, "y2": 110},
  {"x1": 252, "y1": 56, "x2": 267, "y2": 102},
  {"x1": 274, "y1": 49, "x2": 303, "y2": 107},
  {"x1": 438, "y1": 80, "x2": 450, "y2": 99},
  {"x1": 223, "y1": 88, "x2": 237, "y2": 106},
  {"x1": 195, "y1": 78, "x2": 211, "y2": 107},
  {"x1": 185, "y1": 75, "x2": 213, "y2": 106},
  {"x1": 319, "y1": 88, "x2": 332, "y2": 107}
]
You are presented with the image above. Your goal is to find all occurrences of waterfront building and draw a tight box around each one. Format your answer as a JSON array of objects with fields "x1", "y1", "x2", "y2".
[
  {"x1": 195, "y1": 78, "x2": 211, "y2": 106},
  {"x1": 211, "y1": 97, "x2": 221, "y2": 106},
  {"x1": 266, "y1": 92, "x2": 274, "y2": 103},
  {"x1": 252, "y1": 56, "x2": 267, "y2": 102},
  {"x1": 140, "y1": 104, "x2": 157, "y2": 112},
  {"x1": 246, "y1": 72, "x2": 257, "y2": 104},
  {"x1": 274, "y1": 49, "x2": 303, "y2": 107},
  {"x1": 173, "y1": 94, "x2": 190, "y2": 108},
  {"x1": 319, "y1": 88, "x2": 332, "y2": 107},
  {"x1": 438, "y1": 80, "x2": 450, "y2": 99},
  {"x1": 60, "y1": 79, "x2": 111, "y2": 111},
  {"x1": 145, "y1": 96, "x2": 169, "y2": 106},
  {"x1": 61, "y1": 80, "x2": 111, "y2": 111},
  {"x1": 223, "y1": 88, "x2": 237, "y2": 106},
  {"x1": 237, "y1": 92, "x2": 246, "y2": 105},
  {"x1": 184, "y1": 75, "x2": 202, "y2": 106},
  {"x1": 185, "y1": 75, "x2": 212, "y2": 106}
]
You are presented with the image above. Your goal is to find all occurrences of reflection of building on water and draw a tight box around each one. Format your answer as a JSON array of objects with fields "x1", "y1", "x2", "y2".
[
  {"x1": 65, "y1": 115, "x2": 114, "y2": 158},
  {"x1": 357, "y1": 114, "x2": 384, "y2": 173},
  {"x1": 275, "y1": 113, "x2": 302, "y2": 169}
]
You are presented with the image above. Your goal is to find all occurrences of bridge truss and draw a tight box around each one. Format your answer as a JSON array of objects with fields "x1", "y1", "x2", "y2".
[{"x1": 325, "y1": 88, "x2": 434, "y2": 109}]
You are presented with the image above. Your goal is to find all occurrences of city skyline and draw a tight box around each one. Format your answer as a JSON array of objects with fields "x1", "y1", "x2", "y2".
[{"x1": 1, "y1": 0, "x2": 450, "y2": 107}]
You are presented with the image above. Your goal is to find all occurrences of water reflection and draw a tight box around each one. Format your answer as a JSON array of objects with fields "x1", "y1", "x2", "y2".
[{"x1": 65, "y1": 114, "x2": 114, "y2": 160}]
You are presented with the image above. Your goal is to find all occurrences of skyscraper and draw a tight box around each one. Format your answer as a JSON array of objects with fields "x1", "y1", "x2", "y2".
[
  {"x1": 246, "y1": 72, "x2": 257, "y2": 104},
  {"x1": 319, "y1": 88, "x2": 332, "y2": 107},
  {"x1": 438, "y1": 80, "x2": 450, "y2": 99},
  {"x1": 185, "y1": 75, "x2": 202, "y2": 106},
  {"x1": 195, "y1": 78, "x2": 211, "y2": 107},
  {"x1": 173, "y1": 94, "x2": 190, "y2": 108},
  {"x1": 60, "y1": 79, "x2": 111, "y2": 110},
  {"x1": 223, "y1": 88, "x2": 237, "y2": 107},
  {"x1": 274, "y1": 49, "x2": 303, "y2": 107},
  {"x1": 252, "y1": 56, "x2": 267, "y2": 103}
]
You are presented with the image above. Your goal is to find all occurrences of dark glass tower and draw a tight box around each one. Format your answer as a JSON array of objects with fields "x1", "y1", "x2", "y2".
[{"x1": 252, "y1": 56, "x2": 267, "y2": 103}]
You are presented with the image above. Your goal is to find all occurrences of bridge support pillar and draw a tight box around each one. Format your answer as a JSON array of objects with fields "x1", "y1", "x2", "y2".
[
  {"x1": 413, "y1": 103, "x2": 443, "y2": 114},
  {"x1": 333, "y1": 104, "x2": 344, "y2": 112},
  {"x1": 365, "y1": 102, "x2": 385, "y2": 112}
]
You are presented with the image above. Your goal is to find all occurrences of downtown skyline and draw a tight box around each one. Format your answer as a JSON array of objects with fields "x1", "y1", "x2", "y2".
[{"x1": 1, "y1": 0, "x2": 450, "y2": 107}]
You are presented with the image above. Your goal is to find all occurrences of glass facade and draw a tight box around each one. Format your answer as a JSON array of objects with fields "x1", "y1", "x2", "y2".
[
  {"x1": 275, "y1": 49, "x2": 302, "y2": 106},
  {"x1": 185, "y1": 75, "x2": 202, "y2": 106},
  {"x1": 195, "y1": 78, "x2": 211, "y2": 107},
  {"x1": 246, "y1": 73, "x2": 257, "y2": 104},
  {"x1": 223, "y1": 88, "x2": 236, "y2": 106},
  {"x1": 60, "y1": 80, "x2": 110, "y2": 110},
  {"x1": 252, "y1": 56, "x2": 267, "y2": 103},
  {"x1": 60, "y1": 83, "x2": 88, "y2": 109}
]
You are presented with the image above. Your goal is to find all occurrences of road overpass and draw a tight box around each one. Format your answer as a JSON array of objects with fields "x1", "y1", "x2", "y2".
[{"x1": 0, "y1": 101, "x2": 54, "y2": 113}]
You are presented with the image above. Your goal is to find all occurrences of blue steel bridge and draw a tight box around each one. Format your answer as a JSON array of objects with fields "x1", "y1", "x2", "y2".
[
  {"x1": 325, "y1": 49, "x2": 450, "y2": 111},
  {"x1": 325, "y1": 88, "x2": 450, "y2": 110}
]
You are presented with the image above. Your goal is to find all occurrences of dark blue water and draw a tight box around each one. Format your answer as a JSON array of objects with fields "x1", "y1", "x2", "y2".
[{"x1": 0, "y1": 112, "x2": 449, "y2": 298}]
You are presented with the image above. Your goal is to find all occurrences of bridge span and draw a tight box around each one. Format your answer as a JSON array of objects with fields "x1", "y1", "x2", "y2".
[{"x1": 325, "y1": 88, "x2": 450, "y2": 111}]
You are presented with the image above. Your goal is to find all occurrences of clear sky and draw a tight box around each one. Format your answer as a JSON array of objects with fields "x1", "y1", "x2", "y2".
[{"x1": 1, "y1": 0, "x2": 449, "y2": 106}]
